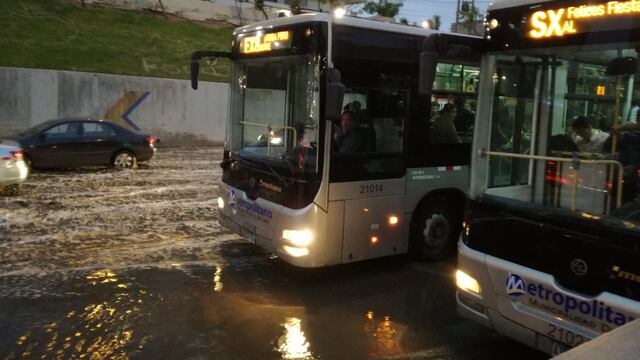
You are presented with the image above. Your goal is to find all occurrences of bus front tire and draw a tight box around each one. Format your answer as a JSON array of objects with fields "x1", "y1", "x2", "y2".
[{"x1": 411, "y1": 199, "x2": 460, "y2": 262}]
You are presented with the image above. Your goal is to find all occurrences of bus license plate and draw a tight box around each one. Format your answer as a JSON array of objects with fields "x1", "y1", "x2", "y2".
[
  {"x1": 546, "y1": 324, "x2": 587, "y2": 348},
  {"x1": 240, "y1": 226, "x2": 256, "y2": 244}
]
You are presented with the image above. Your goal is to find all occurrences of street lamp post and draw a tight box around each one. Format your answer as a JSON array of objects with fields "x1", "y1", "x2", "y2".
[{"x1": 455, "y1": 0, "x2": 460, "y2": 32}]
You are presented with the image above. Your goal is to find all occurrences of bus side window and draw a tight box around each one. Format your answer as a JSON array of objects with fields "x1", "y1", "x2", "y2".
[
  {"x1": 432, "y1": 63, "x2": 479, "y2": 145},
  {"x1": 336, "y1": 90, "x2": 405, "y2": 155}
]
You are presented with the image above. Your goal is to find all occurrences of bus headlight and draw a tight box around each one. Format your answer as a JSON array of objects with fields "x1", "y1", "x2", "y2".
[
  {"x1": 456, "y1": 270, "x2": 481, "y2": 295},
  {"x1": 282, "y1": 229, "x2": 314, "y2": 247},
  {"x1": 283, "y1": 246, "x2": 310, "y2": 258},
  {"x1": 217, "y1": 196, "x2": 225, "y2": 209}
]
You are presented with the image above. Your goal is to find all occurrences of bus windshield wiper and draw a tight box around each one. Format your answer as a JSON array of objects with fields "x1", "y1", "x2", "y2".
[{"x1": 236, "y1": 154, "x2": 286, "y2": 184}]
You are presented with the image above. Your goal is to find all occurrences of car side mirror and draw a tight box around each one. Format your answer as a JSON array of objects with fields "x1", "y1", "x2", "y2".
[{"x1": 325, "y1": 68, "x2": 345, "y2": 120}]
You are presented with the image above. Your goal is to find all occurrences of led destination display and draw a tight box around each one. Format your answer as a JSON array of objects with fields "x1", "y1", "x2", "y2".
[
  {"x1": 528, "y1": 0, "x2": 640, "y2": 38},
  {"x1": 239, "y1": 31, "x2": 292, "y2": 54}
]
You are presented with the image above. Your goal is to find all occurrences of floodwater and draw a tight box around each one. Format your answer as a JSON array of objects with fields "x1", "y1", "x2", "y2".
[{"x1": 0, "y1": 147, "x2": 546, "y2": 360}]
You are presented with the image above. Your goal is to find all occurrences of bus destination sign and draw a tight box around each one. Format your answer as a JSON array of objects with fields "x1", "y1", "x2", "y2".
[
  {"x1": 240, "y1": 31, "x2": 292, "y2": 54},
  {"x1": 529, "y1": 0, "x2": 640, "y2": 39}
]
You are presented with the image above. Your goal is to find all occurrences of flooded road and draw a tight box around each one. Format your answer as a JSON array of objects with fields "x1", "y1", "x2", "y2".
[{"x1": 0, "y1": 147, "x2": 546, "y2": 359}]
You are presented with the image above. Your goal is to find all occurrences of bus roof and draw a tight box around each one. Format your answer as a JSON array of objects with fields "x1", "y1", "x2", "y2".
[
  {"x1": 234, "y1": 12, "x2": 481, "y2": 39},
  {"x1": 488, "y1": 0, "x2": 555, "y2": 11}
]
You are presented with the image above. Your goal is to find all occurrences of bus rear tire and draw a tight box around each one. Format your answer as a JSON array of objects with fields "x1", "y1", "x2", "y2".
[{"x1": 411, "y1": 198, "x2": 460, "y2": 261}]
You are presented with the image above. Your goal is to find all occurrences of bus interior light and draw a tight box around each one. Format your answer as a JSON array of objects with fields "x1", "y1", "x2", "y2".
[
  {"x1": 282, "y1": 229, "x2": 314, "y2": 247},
  {"x1": 270, "y1": 137, "x2": 283, "y2": 145},
  {"x1": 456, "y1": 270, "x2": 481, "y2": 295}
]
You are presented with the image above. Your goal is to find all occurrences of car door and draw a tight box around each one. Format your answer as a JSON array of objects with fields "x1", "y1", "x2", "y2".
[
  {"x1": 79, "y1": 122, "x2": 119, "y2": 165},
  {"x1": 29, "y1": 122, "x2": 81, "y2": 168}
]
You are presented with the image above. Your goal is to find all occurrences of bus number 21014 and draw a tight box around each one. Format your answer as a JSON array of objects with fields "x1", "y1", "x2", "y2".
[{"x1": 360, "y1": 184, "x2": 383, "y2": 194}]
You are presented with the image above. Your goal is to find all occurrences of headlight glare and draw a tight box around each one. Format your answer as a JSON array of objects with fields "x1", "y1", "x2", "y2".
[{"x1": 282, "y1": 229, "x2": 314, "y2": 247}]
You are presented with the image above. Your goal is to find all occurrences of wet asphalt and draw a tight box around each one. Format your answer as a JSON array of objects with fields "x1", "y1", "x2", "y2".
[{"x1": 0, "y1": 147, "x2": 547, "y2": 360}]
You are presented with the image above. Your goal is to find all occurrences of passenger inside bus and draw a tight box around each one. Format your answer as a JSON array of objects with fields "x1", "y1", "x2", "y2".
[
  {"x1": 333, "y1": 110, "x2": 376, "y2": 154},
  {"x1": 570, "y1": 116, "x2": 610, "y2": 153},
  {"x1": 454, "y1": 95, "x2": 475, "y2": 135},
  {"x1": 430, "y1": 102, "x2": 440, "y2": 120},
  {"x1": 431, "y1": 104, "x2": 460, "y2": 144}
]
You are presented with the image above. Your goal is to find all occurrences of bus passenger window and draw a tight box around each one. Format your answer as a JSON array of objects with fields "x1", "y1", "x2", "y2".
[
  {"x1": 335, "y1": 90, "x2": 405, "y2": 155},
  {"x1": 432, "y1": 63, "x2": 479, "y2": 144}
]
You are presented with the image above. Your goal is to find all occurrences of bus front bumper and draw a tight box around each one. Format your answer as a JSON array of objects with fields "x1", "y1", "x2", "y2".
[
  {"x1": 216, "y1": 181, "x2": 331, "y2": 267},
  {"x1": 455, "y1": 241, "x2": 611, "y2": 356}
]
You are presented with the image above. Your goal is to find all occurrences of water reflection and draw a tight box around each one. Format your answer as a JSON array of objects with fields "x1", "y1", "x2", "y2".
[
  {"x1": 12, "y1": 269, "x2": 144, "y2": 359},
  {"x1": 363, "y1": 311, "x2": 403, "y2": 358},
  {"x1": 213, "y1": 265, "x2": 224, "y2": 292},
  {"x1": 276, "y1": 317, "x2": 314, "y2": 360},
  {"x1": 86, "y1": 269, "x2": 118, "y2": 285}
]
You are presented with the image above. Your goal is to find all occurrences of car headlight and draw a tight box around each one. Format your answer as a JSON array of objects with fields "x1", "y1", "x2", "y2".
[
  {"x1": 282, "y1": 229, "x2": 314, "y2": 247},
  {"x1": 217, "y1": 197, "x2": 225, "y2": 209}
]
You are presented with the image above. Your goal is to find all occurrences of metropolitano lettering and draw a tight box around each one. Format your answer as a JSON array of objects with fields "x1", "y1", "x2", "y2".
[{"x1": 506, "y1": 274, "x2": 635, "y2": 331}]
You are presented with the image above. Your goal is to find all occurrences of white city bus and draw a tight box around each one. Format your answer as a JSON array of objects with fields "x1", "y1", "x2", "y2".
[
  {"x1": 191, "y1": 13, "x2": 483, "y2": 267},
  {"x1": 456, "y1": 0, "x2": 640, "y2": 355}
]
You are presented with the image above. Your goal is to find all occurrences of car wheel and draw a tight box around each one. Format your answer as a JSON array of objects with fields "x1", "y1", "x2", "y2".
[
  {"x1": 112, "y1": 151, "x2": 137, "y2": 169},
  {"x1": 411, "y1": 198, "x2": 460, "y2": 262}
]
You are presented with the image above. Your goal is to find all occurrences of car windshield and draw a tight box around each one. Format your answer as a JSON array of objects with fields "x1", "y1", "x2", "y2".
[{"x1": 229, "y1": 55, "x2": 320, "y2": 177}]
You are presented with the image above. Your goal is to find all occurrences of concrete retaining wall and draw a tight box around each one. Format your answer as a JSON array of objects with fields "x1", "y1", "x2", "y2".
[{"x1": 0, "y1": 67, "x2": 229, "y2": 145}]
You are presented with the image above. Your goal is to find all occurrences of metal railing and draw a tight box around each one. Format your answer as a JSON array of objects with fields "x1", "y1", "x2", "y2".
[{"x1": 481, "y1": 150, "x2": 625, "y2": 213}]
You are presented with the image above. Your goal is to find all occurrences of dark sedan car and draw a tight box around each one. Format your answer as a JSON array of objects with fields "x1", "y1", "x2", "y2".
[{"x1": 8, "y1": 118, "x2": 156, "y2": 169}]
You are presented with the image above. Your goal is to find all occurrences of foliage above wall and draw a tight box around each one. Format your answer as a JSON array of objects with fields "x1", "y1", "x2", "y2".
[{"x1": 0, "y1": 0, "x2": 232, "y2": 82}]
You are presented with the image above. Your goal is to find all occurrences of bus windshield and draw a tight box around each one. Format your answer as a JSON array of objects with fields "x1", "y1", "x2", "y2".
[
  {"x1": 229, "y1": 55, "x2": 321, "y2": 177},
  {"x1": 482, "y1": 43, "x2": 640, "y2": 221}
]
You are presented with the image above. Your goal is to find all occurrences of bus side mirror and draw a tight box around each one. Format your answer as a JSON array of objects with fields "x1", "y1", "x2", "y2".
[
  {"x1": 419, "y1": 51, "x2": 439, "y2": 96},
  {"x1": 191, "y1": 60, "x2": 200, "y2": 90},
  {"x1": 325, "y1": 68, "x2": 345, "y2": 120},
  {"x1": 190, "y1": 50, "x2": 232, "y2": 90}
]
